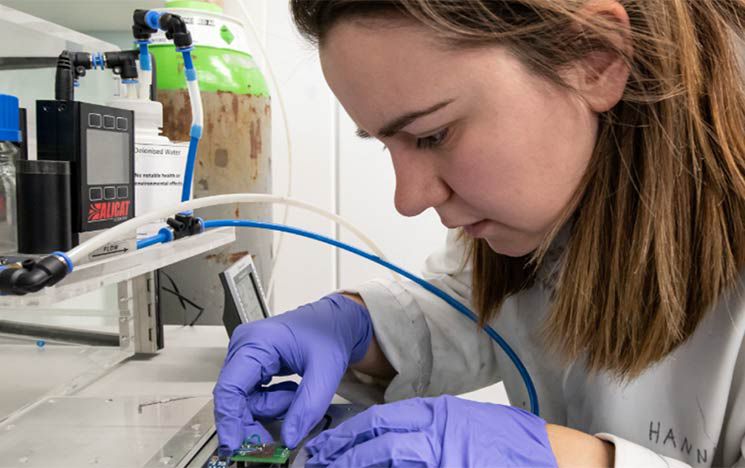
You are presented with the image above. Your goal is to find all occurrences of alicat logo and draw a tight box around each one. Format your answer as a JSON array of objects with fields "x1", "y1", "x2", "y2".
[{"x1": 88, "y1": 201, "x2": 131, "y2": 222}]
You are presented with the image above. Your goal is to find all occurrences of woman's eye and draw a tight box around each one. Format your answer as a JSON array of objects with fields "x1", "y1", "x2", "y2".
[{"x1": 416, "y1": 128, "x2": 449, "y2": 150}]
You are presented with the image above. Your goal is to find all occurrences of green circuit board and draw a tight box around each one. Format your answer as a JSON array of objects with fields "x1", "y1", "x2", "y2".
[
  {"x1": 230, "y1": 442, "x2": 290, "y2": 465},
  {"x1": 205, "y1": 438, "x2": 290, "y2": 468}
]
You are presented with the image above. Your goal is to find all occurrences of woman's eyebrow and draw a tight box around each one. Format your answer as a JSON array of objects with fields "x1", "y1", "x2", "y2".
[{"x1": 356, "y1": 98, "x2": 455, "y2": 139}]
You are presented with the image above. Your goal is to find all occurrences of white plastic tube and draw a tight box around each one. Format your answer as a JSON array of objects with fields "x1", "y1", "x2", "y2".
[
  {"x1": 186, "y1": 79, "x2": 203, "y2": 130},
  {"x1": 138, "y1": 69, "x2": 152, "y2": 100},
  {"x1": 65, "y1": 194, "x2": 399, "y2": 282},
  {"x1": 125, "y1": 82, "x2": 139, "y2": 99}
]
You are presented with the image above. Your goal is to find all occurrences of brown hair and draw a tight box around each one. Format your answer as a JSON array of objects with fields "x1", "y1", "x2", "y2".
[{"x1": 291, "y1": 0, "x2": 745, "y2": 378}]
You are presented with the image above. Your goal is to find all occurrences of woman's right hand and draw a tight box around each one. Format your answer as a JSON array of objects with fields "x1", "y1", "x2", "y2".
[{"x1": 212, "y1": 293, "x2": 373, "y2": 455}]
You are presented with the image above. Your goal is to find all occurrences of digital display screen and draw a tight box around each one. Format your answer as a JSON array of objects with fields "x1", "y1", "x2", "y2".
[
  {"x1": 86, "y1": 129, "x2": 130, "y2": 185},
  {"x1": 233, "y1": 267, "x2": 268, "y2": 323}
]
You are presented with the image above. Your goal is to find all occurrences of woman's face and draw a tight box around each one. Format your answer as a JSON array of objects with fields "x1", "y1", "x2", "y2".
[{"x1": 321, "y1": 20, "x2": 600, "y2": 256}]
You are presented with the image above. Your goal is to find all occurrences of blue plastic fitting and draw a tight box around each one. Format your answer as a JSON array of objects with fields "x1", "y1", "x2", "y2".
[
  {"x1": 184, "y1": 67, "x2": 197, "y2": 82},
  {"x1": 182, "y1": 51, "x2": 197, "y2": 81},
  {"x1": 138, "y1": 42, "x2": 151, "y2": 71},
  {"x1": 145, "y1": 10, "x2": 162, "y2": 31},
  {"x1": 92, "y1": 52, "x2": 105, "y2": 70},
  {"x1": 158, "y1": 227, "x2": 174, "y2": 243}
]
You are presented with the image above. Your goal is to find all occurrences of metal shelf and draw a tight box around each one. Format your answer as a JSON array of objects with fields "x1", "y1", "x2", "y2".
[{"x1": 0, "y1": 227, "x2": 236, "y2": 308}]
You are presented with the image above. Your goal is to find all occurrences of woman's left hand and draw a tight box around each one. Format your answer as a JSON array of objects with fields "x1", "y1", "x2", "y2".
[{"x1": 304, "y1": 395, "x2": 557, "y2": 467}]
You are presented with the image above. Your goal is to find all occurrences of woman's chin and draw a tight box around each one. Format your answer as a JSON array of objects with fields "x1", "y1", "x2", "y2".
[{"x1": 485, "y1": 236, "x2": 538, "y2": 258}]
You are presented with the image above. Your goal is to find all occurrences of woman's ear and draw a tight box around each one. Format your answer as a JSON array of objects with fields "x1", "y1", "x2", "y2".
[{"x1": 564, "y1": 0, "x2": 632, "y2": 113}]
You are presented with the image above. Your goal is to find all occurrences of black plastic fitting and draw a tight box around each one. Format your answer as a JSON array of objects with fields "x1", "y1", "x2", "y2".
[
  {"x1": 0, "y1": 255, "x2": 70, "y2": 296},
  {"x1": 132, "y1": 9, "x2": 158, "y2": 41},
  {"x1": 167, "y1": 213, "x2": 204, "y2": 240},
  {"x1": 158, "y1": 13, "x2": 193, "y2": 49},
  {"x1": 54, "y1": 51, "x2": 75, "y2": 101},
  {"x1": 72, "y1": 52, "x2": 93, "y2": 77},
  {"x1": 55, "y1": 51, "x2": 95, "y2": 100},
  {"x1": 104, "y1": 50, "x2": 140, "y2": 80},
  {"x1": 56, "y1": 48, "x2": 140, "y2": 101},
  {"x1": 56, "y1": 50, "x2": 137, "y2": 100},
  {"x1": 132, "y1": 9, "x2": 193, "y2": 50}
]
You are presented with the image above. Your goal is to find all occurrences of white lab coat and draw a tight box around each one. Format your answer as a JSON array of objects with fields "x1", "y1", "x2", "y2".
[{"x1": 346, "y1": 230, "x2": 745, "y2": 467}]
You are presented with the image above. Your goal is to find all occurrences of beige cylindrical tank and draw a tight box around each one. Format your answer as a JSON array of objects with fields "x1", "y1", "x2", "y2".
[{"x1": 150, "y1": 0, "x2": 272, "y2": 324}]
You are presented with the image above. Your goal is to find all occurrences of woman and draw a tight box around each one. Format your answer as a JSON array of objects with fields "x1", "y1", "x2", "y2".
[{"x1": 214, "y1": 1, "x2": 745, "y2": 466}]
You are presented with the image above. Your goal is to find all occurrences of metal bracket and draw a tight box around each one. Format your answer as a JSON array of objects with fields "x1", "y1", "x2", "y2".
[{"x1": 118, "y1": 272, "x2": 160, "y2": 354}]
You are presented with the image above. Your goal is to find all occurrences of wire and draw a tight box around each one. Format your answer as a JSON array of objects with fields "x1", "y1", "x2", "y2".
[
  {"x1": 197, "y1": 218, "x2": 540, "y2": 416},
  {"x1": 158, "y1": 270, "x2": 205, "y2": 326},
  {"x1": 235, "y1": 0, "x2": 294, "y2": 303},
  {"x1": 66, "y1": 194, "x2": 396, "y2": 282}
]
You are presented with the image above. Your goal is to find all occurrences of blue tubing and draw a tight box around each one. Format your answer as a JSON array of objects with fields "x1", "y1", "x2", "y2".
[
  {"x1": 138, "y1": 42, "x2": 151, "y2": 71},
  {"x1": 206, "y1": 218, "x2": 540, "y2": 416},
  {"x1": 134, "y1": 217, "x2": 541, "y2": 415},
  {"x1": 181, "y1": 135, "x2": 200, "y2": 202},
  {"x1": 137, "y1": 234, "x2": 165, "y2": 250},
  {"x1": 182, "y1": 50, "x2": 197, "y2": 82},
  {"x1": 179, "y1": 49, "x2": 199, "y2": 202},
  {"x1": 136, "y1": 228, "x2": 172, "y2": 249}
]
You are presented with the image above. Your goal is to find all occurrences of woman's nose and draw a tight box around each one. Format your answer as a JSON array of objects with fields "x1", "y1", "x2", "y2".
[{"x1": 391, "y1": 149, "x2": 450, "y2": 217}]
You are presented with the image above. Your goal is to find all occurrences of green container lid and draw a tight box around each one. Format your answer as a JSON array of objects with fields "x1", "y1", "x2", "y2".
[{"x1": 165, "y1": 0, "x2": 222, "y2": 13}]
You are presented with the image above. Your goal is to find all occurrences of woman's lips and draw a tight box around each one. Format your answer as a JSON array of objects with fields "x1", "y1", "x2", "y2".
[{"x1": 463, "y1": 220, "x2": 490, "y2": 237}]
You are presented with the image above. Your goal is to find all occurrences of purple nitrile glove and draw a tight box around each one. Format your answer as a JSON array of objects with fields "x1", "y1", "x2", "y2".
[
  {"x1": 213, "y1": 293, "x2": 373, "y2": 454},
  {"x1": 304, "y1": 395, "x2": 557, "y2": 468}
]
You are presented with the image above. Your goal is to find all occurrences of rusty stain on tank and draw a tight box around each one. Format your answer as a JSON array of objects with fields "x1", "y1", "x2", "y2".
[
  {"x1": 158, "y1": 90, "x2": 268, "y2": 216},
  {"x1": 215, "y1": 148, "x2": 229, "y2": 168},
  {"x1": 156, "y1": 61, "x2": 270, "y2": 324},
  {"x1": 249, "y1": 120, "x2": 262, "y2": 160},
  {"x1": 205, "y1": 250, "x2": 250, "y2": 266}
]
